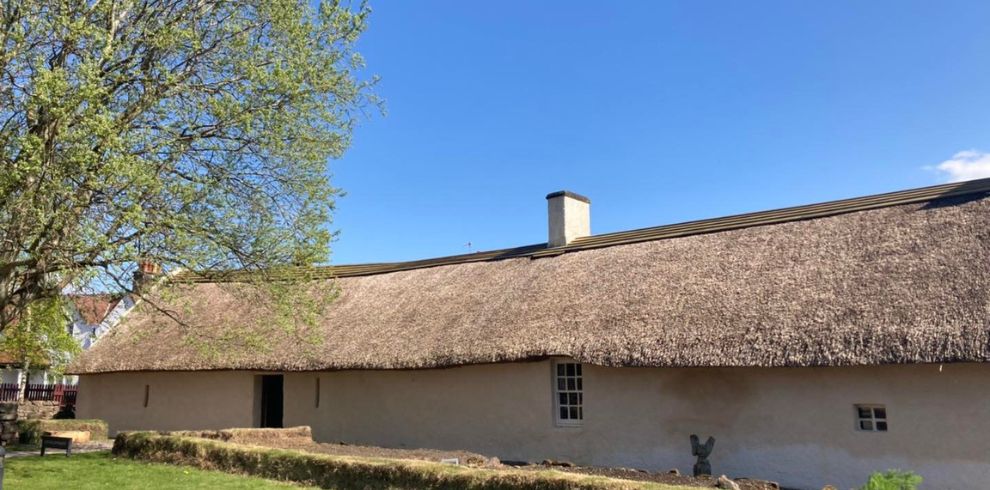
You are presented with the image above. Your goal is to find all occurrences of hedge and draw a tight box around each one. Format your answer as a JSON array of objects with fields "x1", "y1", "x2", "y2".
[
  {"x1": 18, "y1": 419, "x2": 109, "y2": 445},
  {"x1": 112, "y1": 432, "x2": 681, "y2": 490}
]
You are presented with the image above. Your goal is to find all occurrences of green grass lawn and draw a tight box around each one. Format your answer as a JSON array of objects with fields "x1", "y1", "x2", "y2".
[
  {"x1": 4, "y1": 451, "x2": 315, "y2": 489},
  {"x1": 6, "y1": 446, "x2": 701, "y2": 490}
]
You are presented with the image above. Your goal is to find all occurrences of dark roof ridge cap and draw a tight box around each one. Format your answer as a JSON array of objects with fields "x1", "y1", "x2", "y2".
[
  {"x1": 546, "y1": 190, "x2": 591, "y2": 203},
  {"x1": 536, "y1": 177, "x2": 990, "y2": 255}
]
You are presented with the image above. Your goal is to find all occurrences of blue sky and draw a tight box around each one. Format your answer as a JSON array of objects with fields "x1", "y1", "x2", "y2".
[{"x1": 329, "y1": 0, "x2": 990, "y2": 265}]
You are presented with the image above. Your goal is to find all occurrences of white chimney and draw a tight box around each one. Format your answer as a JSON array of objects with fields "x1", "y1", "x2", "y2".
[{"x1": 546, "y1": 191, "x2": 591, "y2": 247}]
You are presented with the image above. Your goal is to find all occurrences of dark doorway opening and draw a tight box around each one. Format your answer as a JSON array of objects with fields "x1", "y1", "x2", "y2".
[{"x1": 258, "y1": 375, "x2": 284, "y2": 428}]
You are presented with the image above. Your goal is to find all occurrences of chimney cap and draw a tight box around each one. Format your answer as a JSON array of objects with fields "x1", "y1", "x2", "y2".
[
  {"x1": 138, "y1": 260, "x2": 162, "y2": 275},
  {"x1": 546, "y1": 190, "x2": 591, "y2": 204}
]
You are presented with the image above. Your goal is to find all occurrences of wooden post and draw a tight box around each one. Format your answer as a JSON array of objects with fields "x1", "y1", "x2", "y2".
[{"x1": 53, "y1": 384, "x2": 64, "y2": 405}]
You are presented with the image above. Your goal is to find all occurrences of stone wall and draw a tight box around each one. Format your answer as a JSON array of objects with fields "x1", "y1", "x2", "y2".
[{"x1": 17, "y1": 400, "x2": 61, "y2": 420}]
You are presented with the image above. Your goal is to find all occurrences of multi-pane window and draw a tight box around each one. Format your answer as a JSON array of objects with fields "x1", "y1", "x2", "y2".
[
  {"x1": 554, "y1": 362, "x2": 583, "y2": 425},
  {"x1": 856, "y1": 405, "x2": 888, "y2": 432}
]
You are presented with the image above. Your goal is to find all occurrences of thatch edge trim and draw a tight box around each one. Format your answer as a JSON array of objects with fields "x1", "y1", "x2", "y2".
[{"x1": 70, "y1": 357, "x2": 977, "y2": 376}]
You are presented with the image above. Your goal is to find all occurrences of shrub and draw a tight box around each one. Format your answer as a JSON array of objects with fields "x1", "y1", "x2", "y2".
[
  {"x1": 860, "y1": 470, "x2": 923, "y2": 490},
  {"x1": 17, "y1": 419, "x2": 109, "y2": 445},
  {"x1": 113, "y1": 431, "x2": 664, "y2": 490}
]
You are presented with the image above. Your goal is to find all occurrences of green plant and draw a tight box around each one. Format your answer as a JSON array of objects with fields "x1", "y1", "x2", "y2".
[
  {"x1": 0, "y1": 296, "x2": 80, "y2": 374},
  {"x1": 860, "y1": 470, "x2": 923, "y2": 490}
]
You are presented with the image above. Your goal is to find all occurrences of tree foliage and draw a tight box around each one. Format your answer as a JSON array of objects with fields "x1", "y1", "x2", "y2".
[
  {"x1": 0, "y1": 296, "x2": 79, "y2": 374},
  {"x1": 0, "y1": 0, "x2": 377, "y2": 330}
]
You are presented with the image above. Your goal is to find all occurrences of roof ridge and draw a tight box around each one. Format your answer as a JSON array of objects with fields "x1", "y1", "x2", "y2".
[{"x1": 176, "y1": 177, "x2": 990, "y2": 282}]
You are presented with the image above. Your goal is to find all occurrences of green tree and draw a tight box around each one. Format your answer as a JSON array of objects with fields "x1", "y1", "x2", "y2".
[
  {"x1": 0, "y1": 296, "x2": 79, "y2": 379},
  {"x1": 0, "y1": 0, "x2": 378, "y2": 330}
]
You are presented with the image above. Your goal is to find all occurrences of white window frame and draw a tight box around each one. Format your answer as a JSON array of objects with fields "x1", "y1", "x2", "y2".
[
  {"x1": 553, "y1": 360, "x2": 583, "y2": 426},
  {"x1": 855, "y1": 404, "x2": 888, "y2": 432}
]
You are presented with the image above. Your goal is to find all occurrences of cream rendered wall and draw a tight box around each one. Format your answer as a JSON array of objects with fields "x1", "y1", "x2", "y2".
[
  {"x1": 284, "y1": 361, "x2": 990, "y2": 490},
  {"x1": 77, "y1": 371, "x2": 259, "y2": 433},
  {"x1": 79, "y1": 362, "x2": 990, "y2": 489}
]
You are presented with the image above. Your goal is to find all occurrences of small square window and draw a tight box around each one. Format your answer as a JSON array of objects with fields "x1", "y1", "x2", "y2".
[
  {"x1": 553, "y1": 361, "x2": 583, "y2": 426},
  {"x1": 855, "y1": 404, "x2": 888, "y2": 432}
]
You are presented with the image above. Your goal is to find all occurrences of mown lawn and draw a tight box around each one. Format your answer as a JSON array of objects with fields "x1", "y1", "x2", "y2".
[
  {"x1": 4, "y1": 451, "x2": 315, "y2": 489},
  {"x1": 7, "y1": 446, "x2": 702, "y2": 490}
]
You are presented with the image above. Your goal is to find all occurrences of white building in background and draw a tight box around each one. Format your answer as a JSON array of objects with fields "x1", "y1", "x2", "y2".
[
  {"x1": 0, "y1": 294, "x2": 133, "y2": 388},
  {"x1": 69, "y1": 294, "x2": 135, "y2": 351}
]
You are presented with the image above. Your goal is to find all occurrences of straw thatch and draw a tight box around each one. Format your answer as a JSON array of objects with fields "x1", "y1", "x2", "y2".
[{"x1": 70, "y1": 188, "x2": 990, "y2": 374}]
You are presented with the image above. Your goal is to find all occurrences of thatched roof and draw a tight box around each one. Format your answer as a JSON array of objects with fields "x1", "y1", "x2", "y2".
[{"x1": 70, "y1": 179, "x2": 990, "y2": 374}]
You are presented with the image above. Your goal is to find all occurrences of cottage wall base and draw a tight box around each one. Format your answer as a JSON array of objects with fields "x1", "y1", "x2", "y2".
[
  {"x1": 77, "y1": 362, "x2": 990, "y2": 489},
  {"x1": 77, "y1": 371, "x2": 258, "y2": 432}
]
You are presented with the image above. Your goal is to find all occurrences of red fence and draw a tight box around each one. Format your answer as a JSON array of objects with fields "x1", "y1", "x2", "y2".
[{"x1": 0, "y1": 383, "x2": 78, "y2": 407}]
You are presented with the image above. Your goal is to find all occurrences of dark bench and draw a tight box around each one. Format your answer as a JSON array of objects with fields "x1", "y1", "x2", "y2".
[{"x1": 40, "y1": 435, "x2": 72, "y2": 457}]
